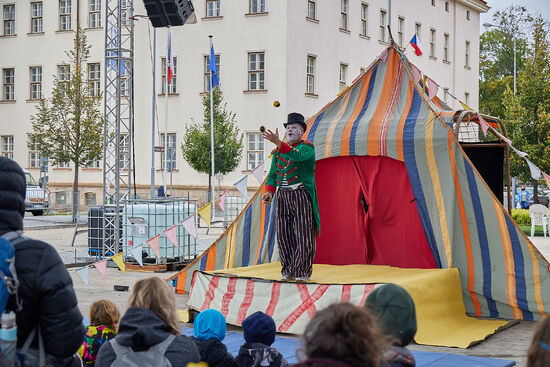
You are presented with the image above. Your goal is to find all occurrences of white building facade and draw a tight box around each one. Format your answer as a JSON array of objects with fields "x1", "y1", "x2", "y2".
[{"x1": 0, "y1": 0, "x2": 489, "y2": 205}]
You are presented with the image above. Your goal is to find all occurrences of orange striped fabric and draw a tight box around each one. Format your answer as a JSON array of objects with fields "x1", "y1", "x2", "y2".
[{"x1": 340, "y1": 72, "x2": 372, "y2": 156}]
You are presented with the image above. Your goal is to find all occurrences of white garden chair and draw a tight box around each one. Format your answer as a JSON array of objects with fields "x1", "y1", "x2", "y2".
[{"x1": 529, "y1": 204, "x2": 548, "y2": 237}]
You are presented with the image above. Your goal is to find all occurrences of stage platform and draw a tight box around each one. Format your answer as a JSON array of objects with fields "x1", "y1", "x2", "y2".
[{"x1": 186, "y1": 262, "x2": 513, "y2": 348}]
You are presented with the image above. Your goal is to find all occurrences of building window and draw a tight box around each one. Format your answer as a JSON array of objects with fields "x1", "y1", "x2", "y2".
[
  {"x1": 28, "y1": 135, "x2": 40, "y2": 168},
  {"x1": 465, "y1": 41, "x2": 470, "y2": 68},
  {"x1": 397, "y1": 16, "x2": 404, "y2": 47},
  {"x1": 160, "y1": 133, "x2": 177, "y2": 170},
  {"x1": 89, "y1": 0, "x2": 101, "y2": 28},
  {"x1": 88, "y1": 63, "x2": 100, "y2": 96},
  {"x1": 443, "y1": 33, "x2": 449, "y2": 62},
  {"x1": 443, "y1": 88, "x2": 449, "y2": 103},
  {"x1": 57, "y1": 65, "x2": 70, "y2": 97},
  {"x1": 206, "y1": 0, "x2": 221, "y2": 17},
  {"x1": 247, "y1": 132, "x2": 264, "y2": 171},
  {"x1": 306, "y1": 55, "x2": 316, "y2": 94},
  {"x1": 119, "y1": 134, "x2": 129, "y2": 170},
  {"x1": 431, "y1": 0, "x2": 435, "y2": 6},
  {"x1": 31, "y1": 2, "x2": 43, "y2": 33},
  {"x1": 59, "y1": 0, "x2": 71, "y2": 30},
  {"x1": 2, "y1": 68, "x2": 14, "y2": 100},
  {"x1": 445, "y1": 1, "x2": 449, "y2": 11},
  {"x1": 121, "y1": 0, "x2": 130, "y2": 24},
  {"x1": 86, "y1": 159, "x2": 101, "y2": 168},
  {"x1": 360, "y1": 3, "x2": 368, "y2": 37},
  {"x1": 307, "y1": 0, "x2": 316, "y2": 20},
  {"x1": 464, "y1": 92, "x2": 469, "y2": 106},
  {"x1": 120, "y1": 62, "x2": 130, "y2": 96},
  {"x1": 339, "y1": 63, "x2": 348, "y2": 91},
  {"x1": 204, "y1": 54, "x2": 220, "y2": 92},
  {"x1": 429, "y1": 29, "x2": 436, "y2": 57},
  {"x1": 57, "y1": 161, "x2": 70, "y2": 168},
  {"x1": 248, "y1": 52, "x2": 265, "y2": 90},
  {"x1": 30, "y1": 66, "x2": 42, "y2": 100},
  {"x1": 466, "y1": 10, "x2": 470, "y2": 21},
  {"x1": 415, "y1": 23, "x2": 421, "y2": 42},
  {"x1": 249, "y1": 0, "x2": 265, "y2": 14},
  {"x1": 379, "y1": 10, "x2": 387, "y2": 42},
  {"x1": 340, "y1": 0, "x2": 348, "y2": 31},
  {"x1": 3, "y1": 4, "x2": 15, "y2": 36},
  {"x1": 1, "y1": 136, "x2": 14, "y2": 159},
  {"x1": 161, "y1": 57, "x2": 177, "y2": 94}
]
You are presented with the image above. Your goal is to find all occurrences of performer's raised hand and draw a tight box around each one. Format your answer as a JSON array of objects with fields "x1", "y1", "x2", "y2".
[
  {"x1": 262, "y1": 192, "x2": 272, "y2": 203},
  {"x1": 263, "y1": 128, "x2": 282, "y2": 148}
]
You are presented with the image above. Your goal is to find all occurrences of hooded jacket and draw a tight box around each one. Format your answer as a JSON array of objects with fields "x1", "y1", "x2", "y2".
[
  {"x1": 192, "y1": 309, "x2": 234, "y2": 367},
  {"x1": 0, "y1": 157, "x2": 85, "y2": 358},
  {"x1": 95, "y1": 307, "x2": 200, "y2": 366},
  {"x1": 191, "y1": 337, "x2": 234, "y2": 367},
  {"x1": 234, "y1": 342, "x2": 288, "y2": 367}
]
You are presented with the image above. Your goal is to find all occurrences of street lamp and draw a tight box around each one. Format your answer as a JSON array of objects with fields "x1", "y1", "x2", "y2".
[{"x1": 483, "y1": 22, "x2": 516, "y2": 95}]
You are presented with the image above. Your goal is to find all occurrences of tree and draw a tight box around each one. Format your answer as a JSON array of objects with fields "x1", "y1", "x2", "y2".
[
  {"x1": 502, "y1": 16, "x2": 550, "y2": 201},
  {"x1": 181, "y1": 87, "x2": 243, "y2": 198},
  {"x1": 30, "y1": 28, "x2": 103, "y2": 219}
]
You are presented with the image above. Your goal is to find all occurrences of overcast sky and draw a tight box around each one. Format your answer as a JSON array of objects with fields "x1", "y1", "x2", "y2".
[{"x1": 480, "y1": 0, "x2": 550, "y2": 31}]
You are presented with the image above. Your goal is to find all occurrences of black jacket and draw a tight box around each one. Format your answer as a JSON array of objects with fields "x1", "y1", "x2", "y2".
[
  {"x1": 191, "y1": 337, "x2": 234, "y2": 367},
  {"x1": 1, "y1": 157, "x2": 85, "y2": 358},
  {"x1": 234, "y1": 342, "x2": 288, "y2": 367},
  {"x1": 95, "y1": 307, "x2": 200, "y2": 366}
]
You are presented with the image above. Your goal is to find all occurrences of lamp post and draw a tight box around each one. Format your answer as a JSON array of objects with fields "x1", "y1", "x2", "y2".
[{"x1": 483, "y1": 22, "x2": 516, "y2": 95}]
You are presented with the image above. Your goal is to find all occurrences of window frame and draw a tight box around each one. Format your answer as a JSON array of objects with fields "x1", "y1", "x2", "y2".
[
  {"x1": 307, "y1": 0, "x2": 316, "y2": 20},
  {"x1": 3, "y1": 4, "x2": 15, "y2": 36},
  {"x1": 340, "y1": 0, "x2": 348, "y2": 31},
  {"x1": 246, "y1": 132, "x2": 264, "y2": 171},
  {"x1": 161, "y1": 57, "x2": 178, "y2": 94},
  {"x1": 397, "y1": 16, "x2": 405, "y2": 47},
  {"x1": 29, "y1": 66, "x2": 42, "y2": 100},
  {"x1": 88, "y1": 0, "x2": 101, "y2": 28},
  {"x1": 28, "y1": 135, "x2": 40, "y2": 168},
  {"x1": 464, "y1": 92, "x2": 470, "y2": 106},
  {"x1": 466, "y1": 10, "x2": 470, "y2": 21},
  {"x1": 57, "y1": 64, "x2": 71, "y2": 97},
  {"x1": 306, "y1": 54, "x2": 316, "y2": 95},
  {"x1": 429, "y1": 28, "x2": 436, "y2": 58},
  {"x1": 248, "y1": 52, "x2": 265, "y2": 91},
  {"x1": 206, "y1": 0, "x2": 221, "y2": 18},
  {"x1": 249, "y1": 0, "x2": 265, "y2": 14},
  {"x1": 87, "y1": 63, "x2": 100, "y2": 96},
  {"x1": 204, "y1": 53, "x2": 220, "y2": 92},
  {"x1": 443, "y1": 88, "x2": 449, "y2": 103},
  {"x1": 1, "y1": 135, "x2": 14, "y2": 159},
  {"x1": 30, "y1": 2, "x2": 43, "y2": 33},
  {"x1": 339, "y1": 62, "x2": 348, "y2": 91},
  {"x1": 160, "y1": 133, "x2": 177, "y2": 171},
  {"x1": 379, "y1": 9, "x2": 387, "y2": 43},
  {"x1": 415, "y1": 22, "x2": 422, "y2": 42},
  {"x1": 465, "y1": 40, "x2": 470, "y2": 68},
  {"x1": 431, "y1": 0, "x2": 435, "y2": 6},
  {"x1": 59, "y1": 0, "x2": 72, "y2": 31},
  {"x1": 445, "y1": 1, "x2": 449, "y2": 12},
  {"x1": 360, "y1": 2, "x2": 368, "y2": 37},
  {"x1": 2, "y1": 68, "x2": 14, "y2": 100},
  {"x1": 443, "y1": 33, "x2": 449, "y2": 62}
]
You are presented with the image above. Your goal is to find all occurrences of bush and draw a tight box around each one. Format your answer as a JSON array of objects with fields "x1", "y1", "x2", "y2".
[{"x1": 511, "y1": 209, "x2": 531, "y2": 226}]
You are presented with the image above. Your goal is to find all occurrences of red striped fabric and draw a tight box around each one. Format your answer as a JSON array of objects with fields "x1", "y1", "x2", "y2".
[
  {"x1": 236, "y1": 279, "x2": 255, "y2": 324},
  {"x1": 220, "y1": 278, "x2": 238, "y2": 317},
  {"x1": 200, "y1": 275, "x2": 220, "y2": 311}
]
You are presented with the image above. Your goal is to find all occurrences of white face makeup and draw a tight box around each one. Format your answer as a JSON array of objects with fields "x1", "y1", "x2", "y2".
[{"x1": 286, "y1": 124, "x2": 304, "y2": 144}]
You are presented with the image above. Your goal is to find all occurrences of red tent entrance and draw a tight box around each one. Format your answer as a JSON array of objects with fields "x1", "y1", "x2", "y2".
[{"x1": 314, "y1": 156, "x2": 437, "y2": 269}]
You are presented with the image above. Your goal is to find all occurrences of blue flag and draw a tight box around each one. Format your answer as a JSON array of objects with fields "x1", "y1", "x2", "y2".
[{"x1": 209, "y1": 44, "x2": 219, "y2": 90}]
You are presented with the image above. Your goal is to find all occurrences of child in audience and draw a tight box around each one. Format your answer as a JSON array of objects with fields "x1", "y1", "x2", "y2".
[
  {"x1": 527, "y1": 315, "x2": 550, "y2": 367},
  {"x1": 192, "y1": 309, "x2": 234, "y2": 367},
  {"x1": 293, "y1": 303, "x2": 385, "y2": 367},
  {"x1": 79, "y1": 299, "x2": 121, "y2": 366},
  {"x1": 234, "y1": 311, "x2": 288, "y2": 367},
  {"x1": 365, "y1": 284, "x2": 417, "y2": 367}
]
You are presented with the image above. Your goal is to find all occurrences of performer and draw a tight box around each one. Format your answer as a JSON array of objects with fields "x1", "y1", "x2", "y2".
[{"x1": 262, "y1": 113, "x2": 320, "y2": 281}]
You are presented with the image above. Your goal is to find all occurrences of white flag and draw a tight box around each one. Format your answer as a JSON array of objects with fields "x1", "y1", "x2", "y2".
[
  {"x1": 251, "y1": 162, "x2": 265, "y2": 184},
  {"x1": 76, "y1": 266, "x2": 89, "y2": 286},
  {"x1": 181, "y1": 215, "x2": 198, "y2": 239},
  {"x1": 525, "y1": 158, "x2": 542, "y2": 180},
  {"x1": 510, "y1": 145, "x2": 528, "y2": 158},
  {"x1": 130, "y1": 244, "x2": 144, "y2": 267},
  {"x1": 234, "y1": 176, "x2": 248, "y2": 198}
]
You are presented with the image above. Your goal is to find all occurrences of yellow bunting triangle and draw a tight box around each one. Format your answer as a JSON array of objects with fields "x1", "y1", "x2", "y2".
[
  {"x1": 110, "y1": 252, "x2": 126, "y2": 274},
  {"x1": 198, "y1": 202, "x2": 212, "y2": 227},
  {"x1": 460, "y1": 101, "x2": 473, "y2": 111}
]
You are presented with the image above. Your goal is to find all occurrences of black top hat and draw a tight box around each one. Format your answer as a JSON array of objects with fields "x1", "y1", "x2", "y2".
[{"x1": 284, "y1": 112, "x2": 307, "y2": 131}]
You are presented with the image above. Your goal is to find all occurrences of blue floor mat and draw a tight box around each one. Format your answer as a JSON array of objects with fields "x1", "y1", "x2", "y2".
[{"x1": 182, "y1": 328, "x2": 515, "y2": 366}]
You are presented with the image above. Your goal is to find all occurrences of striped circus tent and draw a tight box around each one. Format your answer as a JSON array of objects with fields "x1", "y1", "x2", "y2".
[{"x1": 170, "y1": 44, "x2": 550, "y2": 321}]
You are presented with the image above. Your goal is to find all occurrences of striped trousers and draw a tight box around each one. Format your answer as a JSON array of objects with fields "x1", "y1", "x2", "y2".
[{"x1": 276, "y1": 187, "x2": 316, "y2": 278}]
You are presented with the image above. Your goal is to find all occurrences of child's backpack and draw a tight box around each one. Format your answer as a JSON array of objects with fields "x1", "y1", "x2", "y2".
[{"x1": 109, "y1": 334, "x2": 176, "y2": 367}]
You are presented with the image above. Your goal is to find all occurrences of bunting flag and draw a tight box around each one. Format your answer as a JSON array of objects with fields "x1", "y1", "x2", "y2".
[
  {"x1": 251, "y1": 162, "x2": 265, "y2": 184},
  {"x1": 494, "y1": 131, "x2": 512, "y2": 146},
  {"x1": 525, "y1": 158, "x2": 542, "y2": 180},
  {"x1": 147, "y1": 234, "x2": 161, "y2": 258},
  {"x1": 110, "y1": 252, "x2": 126, "y2": 274},
  {"x1": 234, "y1": 176, "x2": 248, "y2": 198},
  {"x1": 218, "y1": 190, "x2": 229, "y2": 211},
  {"x1": 130, "y1": 244, "x2": 144, "y2": 267},
  {"x1": 76, "y1": 266, "x2": 89, "y2": 286},
  {"x1": 410, "y1": 64, "x2": 422, "y2": 85},
  {"x1": 181, "y1": 214, "x2": 198, "y2": 239},
  {"x1": 510, "y1": 145, "x2": 528, "y2": 158},
  {"x1": 427, "y1": 77, "x2": 438, "y2": 101},
  {"x1": 460, "y1": 102, "x2": 473, "y2": 111},
  {"x1": 198, "y1": 202, "x2": 212, "y2": 228},
  {"x1": 378, "y1": 47, "x2": 389, "y2": 62},
  {"x1": 163, "y1": 224, "x2": 179, "y2": 248},
  {"x1": 422, "y1": 75, "x2": 428, "y2": 96},
  {"x1": 543, "y1": 172, "x2": 550, "y2": 189},
  {"x1": 476, "y1": 113, "x2": 489, "y2": 137},
  {"x1": 93, "y1": 259, "x2": 107, "y2": 281}
]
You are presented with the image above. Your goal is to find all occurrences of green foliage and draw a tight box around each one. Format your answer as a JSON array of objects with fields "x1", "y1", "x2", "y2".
[
  {"x1": 181, "y1": 87, "x2": 243, "y2": 181},
  {"x1": 30, "y1": 28, "x2": 103, "y2": 192},
  {"x1": 511, "y1": 208, "x2": 531, "y2": 226}
]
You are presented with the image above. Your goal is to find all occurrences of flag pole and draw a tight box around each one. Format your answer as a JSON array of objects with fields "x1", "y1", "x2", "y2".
[
  {"x1": 164, "y1": 27, "x2": 170, "y2": 195},
  {"x1": 209, "y1": 35, "x2": 215, "y2": 219}
]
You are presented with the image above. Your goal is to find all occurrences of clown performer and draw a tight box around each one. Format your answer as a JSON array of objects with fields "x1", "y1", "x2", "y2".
[{"x1": 262, "y1": 112, "x2": 320, "y2": 282}]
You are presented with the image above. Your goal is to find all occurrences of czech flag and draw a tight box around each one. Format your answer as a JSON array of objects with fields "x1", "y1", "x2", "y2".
[
  {"x1": 410, "y1": 34, "x2": 423, "y2": 56},
  {"x1": 166, "y1": 29, "x2": 174, "y2": 84}
]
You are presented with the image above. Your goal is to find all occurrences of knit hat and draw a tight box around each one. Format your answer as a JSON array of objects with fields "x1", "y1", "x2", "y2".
[
  {"x1": 365, "y1": 283, "x2": 417, "y2": 346},
  {"x1": 193, "y1": 309, "x2": 227, "y2": 341},
  {"x1": 242, "y1": 311, "x2": 276, "y2": 346},
  {"x1": 0, "y1": 157, "x2": 26, "y2": 216}
]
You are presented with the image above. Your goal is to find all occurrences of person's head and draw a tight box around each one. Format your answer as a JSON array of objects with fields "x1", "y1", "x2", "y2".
[
  {"x1": 89, "y1": 299, "x2": 121, "y2": 328},
  {"x1": 0, "y1": 157, "x2": 26, "y2": 218},
  {"x1": 242, "y1": 311, "x2": 276, "y2": 346},
  {"x1": 527, "y1": 315, "x2": 550, "y2": 367},
  {"x1": 522, "y1": 186, "x2": 526, "y2": 191},
  {"x1": 128, "y1": 277, "x2": 179, "y2": 335},
  {"x1": 193, "y1": 309, "x2": 227, "y2": 341},
  {"x1": 365, "y1": 283, "x2": 417, "y2": 347},
  {"x1": 301, "y1": 303, "x2": 384, "y2": 367},
  {"x1": 284, "y1": 113, "x2": 307, "y2": 144}
]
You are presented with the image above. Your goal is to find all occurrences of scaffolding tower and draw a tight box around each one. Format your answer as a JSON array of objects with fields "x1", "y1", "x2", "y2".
[{"x1": 102, "y1": 0, "x2": 134, "y2": 255}]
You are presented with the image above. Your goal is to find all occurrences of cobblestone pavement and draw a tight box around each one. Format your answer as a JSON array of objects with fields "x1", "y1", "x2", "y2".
[{"x1": 21, "y1": 216, "x2": 550, "y2": 366}]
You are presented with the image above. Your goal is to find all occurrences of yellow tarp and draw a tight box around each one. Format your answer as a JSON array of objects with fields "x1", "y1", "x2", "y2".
[{"x1": 207, "y1": 262, "x2": 512, "y2": 348}]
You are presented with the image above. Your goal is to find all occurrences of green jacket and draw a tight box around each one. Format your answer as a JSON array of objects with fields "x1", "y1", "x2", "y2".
[{"x1": 266, "y1": 140, "x2": 320, "y2": 233}]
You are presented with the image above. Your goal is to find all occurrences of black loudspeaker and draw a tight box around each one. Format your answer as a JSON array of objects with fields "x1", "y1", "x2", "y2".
[{"x1": 143, "y1": 0, "x2": 195, "y2": 27}]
